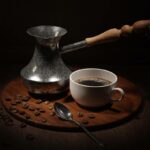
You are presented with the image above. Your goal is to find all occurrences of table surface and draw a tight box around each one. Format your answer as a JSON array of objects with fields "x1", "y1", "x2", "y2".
[{"x1": 0, "y1": 64, "x2": 150, "y2": 150}]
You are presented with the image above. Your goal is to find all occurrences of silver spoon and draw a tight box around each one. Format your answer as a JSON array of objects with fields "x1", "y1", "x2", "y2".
[{"x1": 54, "y1": 102, "x2": 105, "y2": 149}]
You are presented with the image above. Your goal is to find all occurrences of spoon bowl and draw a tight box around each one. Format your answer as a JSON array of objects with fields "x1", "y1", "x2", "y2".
[
  {"x1": 54, "y1": 102, "x2": 72, "y2": 120},
  {"x1": 54, "y1": 102, "x2": 105, "y2": 149}
]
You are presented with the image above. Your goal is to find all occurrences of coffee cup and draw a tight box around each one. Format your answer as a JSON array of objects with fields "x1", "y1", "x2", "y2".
[{"x1": 69, "y1": 68, "x2": 125, "y2": 108}]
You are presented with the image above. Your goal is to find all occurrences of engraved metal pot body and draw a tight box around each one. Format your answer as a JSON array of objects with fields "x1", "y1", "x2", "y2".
[{"x1": 21, "y1": 26, "x2": 71, "y2": 94}]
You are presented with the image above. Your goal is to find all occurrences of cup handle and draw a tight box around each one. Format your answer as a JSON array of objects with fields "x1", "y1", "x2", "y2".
[{"x1": 110, "y1": 87, "x2": 125, "y2": 102}]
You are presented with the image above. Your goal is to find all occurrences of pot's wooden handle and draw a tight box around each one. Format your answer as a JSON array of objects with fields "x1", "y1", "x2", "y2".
[{"x1": 85, "y1": 20, "x2": 150, "y2": 46}]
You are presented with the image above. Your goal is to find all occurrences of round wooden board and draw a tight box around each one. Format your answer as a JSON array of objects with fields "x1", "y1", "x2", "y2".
[{"x1": 0, "y1": 77, "x2": 143, "y2": 130}]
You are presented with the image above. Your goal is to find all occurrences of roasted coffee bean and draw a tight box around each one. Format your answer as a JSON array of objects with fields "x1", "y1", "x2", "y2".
[
  {"x1": 34, "y1": 110, "x2": 40, "y2": 116},
  {"x1": 38, "y1": 108, "x2": 45, "y2": 113},
  {"x1": 40, "y1": 117, "x2": 47, "y2": 123},
  {"x1": 35, "y1": 99, "x2": 42, "y2": 104},
  {"x1": 11, "y1": 101, "x2": 17, "y2": 105},
  {"x1": 77, "y1": 112, "x2": 83, "y2": 117},
  {"x1": 18, "y1": 110, "x2": 25, "y2": 115},
  {"x1": 48, "y1": 105, "x2": 53, "y2": 110},
  {"x1": 20, "y1": 122, "x2": 27, "y2": 128},
  {"x1": 36, "y1": 107, "x2": 45, "y2": 112},
  {"x1": 24, "y1": 113, "x2": 31, "y2": 120},
  {"x1": 9, "y1": 106, "x2": 16, "y2": 111},
  {"x1": 36, "y1": 107, "x2": 40, "y2": 110},
  {"x1": 81, "y1": 119, "x2": 89, "y2": 124},
  {"x1": 22, "y1": 102, "x2": 29, "y2": 109},
  {"x1": 5, "y1": 97, "x2": 11, "y2": 101},
  {"x1": 15, "y1": 99, "x2": 21, "y2": 104},
  {"x1": 50, "y1": 111, "x2": 55, "y2": 116},
  {"x1": 11, "y1": 109, "x2": 18, "y2": 113},
  {"x1": 22, "y1": 96, "x2": 31, "y2": 101},
  {"x1": 28, "y1": 106, "x2": 35, "y2": 111},
  {"x1": 88, "y1": 114, "x2": 95, "y2": 119},
  {"x1": 44, "y1": 101, "x2": 49, "y2": 105},
  {"x1": 16, "y1": 94, "x2": 22, "y2": 99}
]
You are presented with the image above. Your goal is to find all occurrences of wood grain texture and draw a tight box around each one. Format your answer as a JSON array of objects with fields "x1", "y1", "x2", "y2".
[{"x1": 0, "y1": 76, "x2": 143, "y2": 130}]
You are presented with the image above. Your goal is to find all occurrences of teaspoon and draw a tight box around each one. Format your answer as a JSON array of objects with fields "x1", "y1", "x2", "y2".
[{"x1": 54, "y1": 102, "x2": 105, "y2": 149}]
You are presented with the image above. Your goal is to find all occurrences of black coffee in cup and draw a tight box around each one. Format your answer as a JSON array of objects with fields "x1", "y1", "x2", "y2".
[{"x1": 76, "y1": 77, "x2": 111, "y2": 86}]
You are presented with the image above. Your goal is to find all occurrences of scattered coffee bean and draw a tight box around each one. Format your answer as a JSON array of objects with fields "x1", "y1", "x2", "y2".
[
  {"x1": 20, "y1": 122, "x2": 27, "y2": 128},
  {"x1": 22, "y1": 96, "x2": 31, "y2": 101},
  {"x1": 35, "y1": 99, "x2": 42, "y2": 104},
  {"x1": 9, "y1": 106, "x2": 16, "y2": 111},
  {"x1": 18, "y1": 110, "x2": 25, "y2": 115},
  {"x1": 36, "y1": 107, "x2": 40, "y2": 110},
  {"x1": 81, "y1": 119, "x2": 89, "y2": 124},
  {"x1": 5, "y1": 97, "x2": 11, "y2": 101},
  {"x1": 50, "y1": 111, "x2": 55, "y2": 116},
  {"x1": 8, "y1": 106, "x2": 16, "y2": 111},
  {"x1": 38, "y1": 108, "x2": 45, "y2": 113},
  {"x1": 16, "y1": 94, "x2": 22, "y2": 99},
  {"x1": 48, "y1": 105, "x2": 53, "y2": 110},
  {"x1": 11, "y1": 109, "x2": 18, "y2": 113},
  {"x1": 11, "y1": 101, "x2": 17, "y2": 105},
  {"x1": 26, "y1": 134, "x2": 35, "y2": 141},
  {"x1": 34, "y1": 110, "x2": 40, "y2": 116},
  {"x1": 22, "y1": 102, "x2": 29, "y2": 109},
  {"x1": 15, "y1": 99, "x2": 21, "y2": 104},
  {"x1": 44, "y1": 101, "x2": 49, "y2": 105},
  {"x1": 40, "y1": 117, "x2": 47, "y2": 123},
  {"x1": 24, "y1": 113, "x2": 31, "y2": 120},
  {"x1": 28, "y1": 106, "x2": 35, "y2": 111},
  {"x1": 88, "y1": 114, "x2": 95, "y2": 119},
  {"x1": 77, "y1": 112, "x2": 83, "y2": 117}
]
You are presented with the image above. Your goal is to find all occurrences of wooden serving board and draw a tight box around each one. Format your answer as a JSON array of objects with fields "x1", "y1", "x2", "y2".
[{"x1": 0, "y1": 76, "x2": 143, "y2": 130}]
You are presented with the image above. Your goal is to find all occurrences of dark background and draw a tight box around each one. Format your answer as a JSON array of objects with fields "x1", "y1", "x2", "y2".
[
  {"x1": 0, "y1": 1, "x2": 150, "y2": 150},
  {"x1": 0, "y1": 0, "x2": 150, "y2": 67}
]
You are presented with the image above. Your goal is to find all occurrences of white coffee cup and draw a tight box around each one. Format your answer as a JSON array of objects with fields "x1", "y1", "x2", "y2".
[{"x1": 70, "y1": 68, "x2": 125, "y2": 108}]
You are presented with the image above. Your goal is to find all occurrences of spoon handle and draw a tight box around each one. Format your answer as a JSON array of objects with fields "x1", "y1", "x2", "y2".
[{"x1": 71, "y1": 119, "x2": 105, "y2": 149}]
